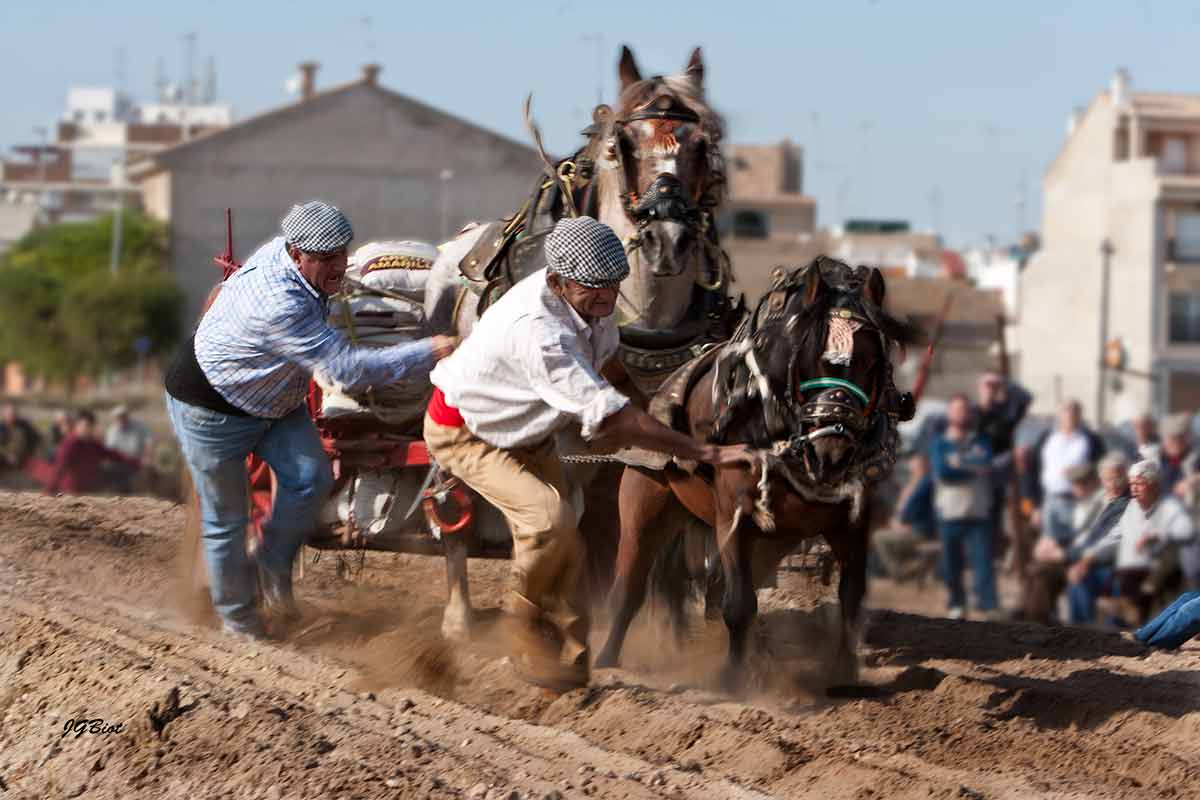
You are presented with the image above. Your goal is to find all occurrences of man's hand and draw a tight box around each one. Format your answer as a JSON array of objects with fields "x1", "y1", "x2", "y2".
[
  {"x1": 429, "y1": 335, "x2": 458, "y2": 361},
  {"x1": 1033, "y1": 536, "x2": 1065, "y2": 564},
  {"x1": 702, "y1": 443, "x2": 757, "y2": 468},
  {"x1": 1067, "y1": 557, "x2": 1091, "y2": 585},
  {"x1": 1136, "y1": 533, "x2": 1159, "y2": 553}
]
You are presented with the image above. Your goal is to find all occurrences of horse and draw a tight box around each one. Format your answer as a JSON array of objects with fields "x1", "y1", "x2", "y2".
[
  {"x1": 425, "y1": 45, "x2": 742, "y2": 641},
  {"x1": 594, "y1": 257, "x2": 921, "y2": 691}
]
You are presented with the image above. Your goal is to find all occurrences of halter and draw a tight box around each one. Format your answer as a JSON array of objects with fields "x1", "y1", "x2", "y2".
[{"x1": 796, "y1": 377, "x2": 870, "y2": 406}]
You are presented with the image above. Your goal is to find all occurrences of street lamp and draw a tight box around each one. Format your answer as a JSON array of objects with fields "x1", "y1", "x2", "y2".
[{"x1": 1096, "y1": 237, "x2": 1115, "y2": 426}]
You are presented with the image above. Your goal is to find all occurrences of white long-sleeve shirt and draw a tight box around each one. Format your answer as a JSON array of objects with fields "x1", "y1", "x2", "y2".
[{"x1": 430, "y1": 268, "x2": 629, "y2": 449}]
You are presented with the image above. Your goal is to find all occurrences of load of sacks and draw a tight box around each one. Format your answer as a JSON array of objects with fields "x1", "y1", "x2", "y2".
[{"x1": 315, "y1": 240, "x2": 437, "y2": 429}]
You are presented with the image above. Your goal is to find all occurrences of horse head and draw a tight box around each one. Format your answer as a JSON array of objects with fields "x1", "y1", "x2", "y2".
[
  {"x1": 589, "y1": 46, "x2": 726, "y2": 335},
  {"x1": 729, "y1": 258, "x2": 920, "y2": 487}
]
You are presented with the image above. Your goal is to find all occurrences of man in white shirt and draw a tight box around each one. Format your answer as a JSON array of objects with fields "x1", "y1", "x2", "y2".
[
  {"x1": 425, "y1": 216, "x2": 751, "y2": 691},
  {"x1": 1036, "y1": 400, "x2": 1104, "y2": 544}
]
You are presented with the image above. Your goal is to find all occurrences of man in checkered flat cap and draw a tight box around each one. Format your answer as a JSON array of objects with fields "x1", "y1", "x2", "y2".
[
  {"x1": 425, "y1": 216, "x2": 751, "y2": 691},
  {"x1": 164, "y1": 201, "x2": 456, "y2": 641}
]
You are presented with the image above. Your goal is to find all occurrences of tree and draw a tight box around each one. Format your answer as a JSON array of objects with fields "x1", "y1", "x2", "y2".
[{"x1": 0, "y1": 211, "x2": 183, "y2": 383}]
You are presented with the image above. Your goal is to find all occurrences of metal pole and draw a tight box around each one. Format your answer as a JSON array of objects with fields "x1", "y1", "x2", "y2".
[
  {"x1": 1097, "y1": 238, "x2": 1114, "y2": 427},
  {"x1": 439, "y1": 169, "x2": 454, "y2": 240}
]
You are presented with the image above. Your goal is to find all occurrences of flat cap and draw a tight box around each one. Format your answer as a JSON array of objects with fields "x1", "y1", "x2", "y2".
[
  {"x1": 544, "y1": 216, "x2": 629, "y2": 288},
  {"x1": 281, "y1": 201, "x2": 354, "y2": 253},
  {"x1": 1163, "y1": 412, "x2": 1193, "y2": 439}
]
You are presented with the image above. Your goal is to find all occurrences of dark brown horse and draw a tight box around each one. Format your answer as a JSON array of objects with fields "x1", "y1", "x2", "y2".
[{"x1": 595, "y1": 258, "x2": 920, "y2": 690}]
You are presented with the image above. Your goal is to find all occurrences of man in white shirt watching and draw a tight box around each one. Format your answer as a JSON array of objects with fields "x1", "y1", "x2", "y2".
[{"x1": 425, "y1": 216, "x2": 751, "y2": 691}]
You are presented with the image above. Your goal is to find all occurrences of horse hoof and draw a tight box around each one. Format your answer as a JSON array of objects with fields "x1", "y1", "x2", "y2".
[
  {"x1": 441, "y1": 614, "x2": 472, "y2": 643},
  {"x1": 718, "y1": 664, "x2": 743, "y2": 694}
]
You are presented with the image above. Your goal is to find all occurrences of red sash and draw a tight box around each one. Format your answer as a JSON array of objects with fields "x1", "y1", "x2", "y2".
[{"x1": 427, "y1": 386, "x2": 465, "y2": 427}]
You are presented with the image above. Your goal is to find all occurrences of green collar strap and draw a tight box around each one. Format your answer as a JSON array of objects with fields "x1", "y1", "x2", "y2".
[{"x1": 796, "y1": 377, "x2": 870, "y2": 406}]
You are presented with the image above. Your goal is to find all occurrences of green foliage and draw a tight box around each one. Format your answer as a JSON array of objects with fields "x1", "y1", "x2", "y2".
[{"x1": 0, "y1": 211, "x2": 182, "y2": 381}]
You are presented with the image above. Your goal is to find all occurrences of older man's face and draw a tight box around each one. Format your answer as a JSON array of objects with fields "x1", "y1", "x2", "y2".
[
  {"x1": 1058, "y1": 402, "x2": 1081, "y2": 432},
  {"x1": 291, "y1": 246, "x2": 349, "y2": 295},
  {"x1": 1130, "y1": 475, "x2": 1160, "y2": 510},
  {"x1": 548, "y1": 274, "x2": 619, "y2": 321}
]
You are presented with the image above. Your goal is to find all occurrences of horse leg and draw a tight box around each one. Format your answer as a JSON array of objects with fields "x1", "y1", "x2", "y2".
[
  {"x1": 595, "y1": 467, "x2": 679, "y2": 668},
  {"x1": 441, "y1": 533, "x2": 473, "y2": 641},
  {"x1": 824, "y1": 512, "x2": 870, "y2": 689},
  {"x1": 717, "y1": 508, "x2": 757, "y2": 692}
]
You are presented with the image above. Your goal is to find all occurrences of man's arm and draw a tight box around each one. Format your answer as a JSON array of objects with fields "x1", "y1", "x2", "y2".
[
  {"x1": 929, "y1": 438, "x2": 975, "y2": 483},
  {"x1": 264, "y1": 296, "x2": 453, "y2": 392},
  {"x1": 591, "y1": 405, "x2": 750, "y2": 466}
]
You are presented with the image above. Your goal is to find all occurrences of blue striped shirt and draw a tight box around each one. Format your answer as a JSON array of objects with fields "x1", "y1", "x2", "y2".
[{"x1": 195, "y1": 236, "x2": 436, "y2": 419}]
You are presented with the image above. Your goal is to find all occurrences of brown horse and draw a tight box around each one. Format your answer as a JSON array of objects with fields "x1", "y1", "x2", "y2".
[
  {"x1": 424, "y1": 46, "x2": 742, "y2": 640},
  {"x1": 595, "y1": 258, "x2": 920, "y2": 690}
]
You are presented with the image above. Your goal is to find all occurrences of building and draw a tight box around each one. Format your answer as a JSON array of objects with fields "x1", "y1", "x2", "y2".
[
  {"x1": 1, "y1": 82, "x2": 231, "y2": 225},
  {"x1": 0, "y1": 202, "x2": 39, "y2": 254},
  {"x1": 132, "y1": 63, "x2": 539, "y2": 324},
  {"x1": 1016, "y1": 68, "x2": 1200, "y2": 423}
]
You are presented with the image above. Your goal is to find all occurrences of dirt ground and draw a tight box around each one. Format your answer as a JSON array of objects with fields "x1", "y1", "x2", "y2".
[{"x1": 1, "y1": 491, "x2": 1198, "y2": 799}]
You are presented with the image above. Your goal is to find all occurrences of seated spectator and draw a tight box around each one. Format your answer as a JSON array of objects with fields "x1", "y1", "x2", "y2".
[
  {"x1": 873, "y1": 453, "x2": 938, "y2": 582},
  {"x1": 0, "y1": 402, "x2": 42, "y2": 472},
  {"x1": 930, "y1": 394, "x2": 998, "y2": 620},
  {"x1": 1135, "y1": 590, "x2": 1200, "y2": 649},
  {"x1": 46, "y1": 410, "x2": 73, "y2": 461},
  {"x1": 103, "y1": 404, "x2": 153, "y2": 494},
  {"x1": 43, "y1": 410, "x2": 142, "y2": 495},
  {"x1": 1068, "y1": 460, "x2": 1194, "y2": 625},
  {"x1": 1023, "y1": 454, "x2": 1130, "y2": 623}
]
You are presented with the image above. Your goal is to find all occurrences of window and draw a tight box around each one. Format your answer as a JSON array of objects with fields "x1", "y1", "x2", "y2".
[
  {"x1": 1163, "y1": 137, "x2": 1189, "y2": 174},
  {"x1": 1173, "y1": 212, "x2": 1200, "y2": 262},
  {"x1": 731, "y1": 209, "x2": 769, "y2": 239},
  {"x1": 1169, "y1": 292, "x2": 1200, "y2": 343}
]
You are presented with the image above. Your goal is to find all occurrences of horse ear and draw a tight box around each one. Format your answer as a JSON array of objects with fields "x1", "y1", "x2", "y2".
[
  {"x1": 804, "y1": 263, "x2": 827, "y2": 306},
  {"x1": 865, "y1": 267, "x2": 886, "y2": 306},
  {"x1": 685, "y1": 47, "x2": 705, "y2": 89},
  {"x1": 618, "y1": 46, "x2": 642, "y2": 92}
]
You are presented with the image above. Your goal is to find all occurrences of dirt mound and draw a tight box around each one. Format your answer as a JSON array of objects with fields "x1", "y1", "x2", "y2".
[{"x1": 1, "y1": 490, "x2": 1198, "y2": 798}]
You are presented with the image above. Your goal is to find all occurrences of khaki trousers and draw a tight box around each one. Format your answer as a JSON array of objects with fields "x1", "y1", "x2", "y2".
[{"x1": 423, "y1": 415, "x2": 589, "y2": 670}]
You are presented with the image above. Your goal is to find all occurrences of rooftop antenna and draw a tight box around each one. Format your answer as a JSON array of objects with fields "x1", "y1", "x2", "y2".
[
  {"x1": 155, "y1": 57, "x2": 168, "y2": 102},
  {"x1": 204, "y1": 56, "x2": 217, "y2": 103},
  {"x1": 182, "y1": 31, "x2": 197, "y2": 105},
  {"x1": 115, "y1": 46, "x2": 128, "y2": 96}
]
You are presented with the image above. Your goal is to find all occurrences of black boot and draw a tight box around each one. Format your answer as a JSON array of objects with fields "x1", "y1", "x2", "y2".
[{"x1": 258, "y1": 566, "x2": 301, "y2": 623}]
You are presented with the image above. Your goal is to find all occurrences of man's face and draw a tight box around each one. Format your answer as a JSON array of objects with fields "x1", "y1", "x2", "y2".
[
  {"x1": 977, "y1": 374, "x2": 1003, "y2": 408},
  {"x1": 947, "y1": 396, "x2": 972, "y2": 427},
  {"x1": 290, "y1": 245, "x2": 349, "y2": 295},
  {"x1": 1058, "y1": 402, "x2": 1081, "y2": 432},
  {"x1": 74, "y1": 418, "x2": 95, "y2": 439},
  {"x1": 1132, "y1": 417, "x2": 1156, "y2": 444},
  {"x1": 1130, "y1": 475, "x2": 1160, "y2": 509},
  {"x1": 1164, "y1": 433, "x2": 1191, "y2": 459},
  {"x1": 115, "y1": 413, "x2": 128, "y2": 429},
  {"x1": 548, "y1": 274, "x2": 619, "y2": 321},
  {"x1": 1100, "y1": 466, "x2": 1128, "y2": 499}
]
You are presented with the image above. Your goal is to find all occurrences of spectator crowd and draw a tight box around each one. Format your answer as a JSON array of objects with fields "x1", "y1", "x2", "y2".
[{"x1": 876, "y1": 374, "x2": 1200, "y2": 644}]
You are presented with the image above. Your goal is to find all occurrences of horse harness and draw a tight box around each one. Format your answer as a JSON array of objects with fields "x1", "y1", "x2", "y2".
[{"x1": 710, "y1": 262, "x2": 911, "y2": 490}]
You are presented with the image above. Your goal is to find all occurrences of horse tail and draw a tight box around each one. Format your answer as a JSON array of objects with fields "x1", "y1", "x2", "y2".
[{"x1": 650, "y1": 522, "x2": 721, "y2": 638}]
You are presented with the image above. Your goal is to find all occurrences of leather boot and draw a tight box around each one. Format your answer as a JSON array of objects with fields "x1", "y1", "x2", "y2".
[
  {"x1": 503, "y1": 591, "x2": 587, "y2": 692},
  {"x1": 258, "y1": 566, "x2": 301, "y2": 624}
]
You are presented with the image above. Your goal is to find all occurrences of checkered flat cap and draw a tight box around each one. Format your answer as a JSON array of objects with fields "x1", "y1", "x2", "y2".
[
  {"x1": 544, "y1": 216, "x2": 629, "y2": 288},
  {"x1": 281, "y1": 201, "x2": 354, "y2": 253}
]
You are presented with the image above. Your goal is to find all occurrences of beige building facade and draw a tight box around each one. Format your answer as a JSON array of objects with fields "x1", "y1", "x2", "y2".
[{"x1": 1017, "y1": 69, "x2": 1200, "y2": 424}]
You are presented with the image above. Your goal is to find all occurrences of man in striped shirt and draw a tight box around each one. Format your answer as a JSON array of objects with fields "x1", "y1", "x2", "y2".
[{"x1": 165, "y1": 201, "x2": 454, "y2": 639}]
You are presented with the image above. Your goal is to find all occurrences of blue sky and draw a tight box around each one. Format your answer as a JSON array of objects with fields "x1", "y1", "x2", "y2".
[{"x1": 4, "y1": 0, "x2": 1200, "y2": 247}]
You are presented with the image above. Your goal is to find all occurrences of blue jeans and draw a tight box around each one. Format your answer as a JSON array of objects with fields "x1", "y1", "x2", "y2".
[
  {"x1": 1135, "y1": 591, "x2": 1200, "y2": 649},
  {"x1": 1041, "y1": 493, "x2": 1076, "y2": 545},
  {"x1": 939, "y1": 519, "x2": 997, "y2": 611},
  {"x1": 1067, "y1": 565, "x2": 1115, "y2": 625},
  {"x1": 166, "y1": 393, "x2": 332, "y2": 628}
]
